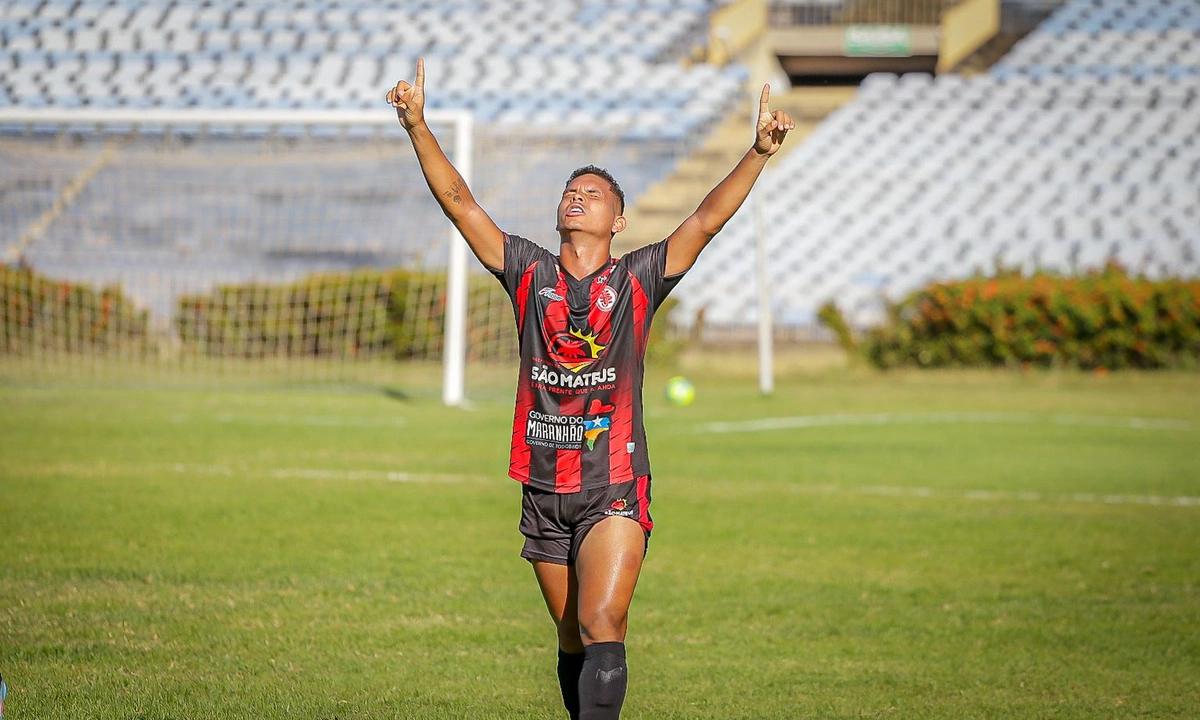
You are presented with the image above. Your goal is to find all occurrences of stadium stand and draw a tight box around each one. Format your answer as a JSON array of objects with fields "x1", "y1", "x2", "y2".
[
  {"x1": 0, "y1": 0, "x2": 746, "y2": 142},
  {"x1": 674, "y1": 0, "x2": 1200, "y2": 329},
  {"x1": 995, "y1": 0, "x2": 1200, "y2": 78}
]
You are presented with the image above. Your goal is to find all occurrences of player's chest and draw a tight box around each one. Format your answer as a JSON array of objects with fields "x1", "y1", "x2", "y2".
[
  {"x1": 529, "y1": 264, "x2": 624, "y2": 326},
  {"x1": 526, "y1": 262, "x2": 628, "y2": 366}
]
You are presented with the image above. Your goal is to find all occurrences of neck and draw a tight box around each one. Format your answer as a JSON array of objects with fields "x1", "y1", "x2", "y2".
[{"x1": 558, "y1": 232, "x2": 611, "y2": 279}]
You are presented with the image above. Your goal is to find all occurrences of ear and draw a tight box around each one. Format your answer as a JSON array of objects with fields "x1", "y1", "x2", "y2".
[{"x1": 611, "y1": 215, "x2": 627, "y2": 235}]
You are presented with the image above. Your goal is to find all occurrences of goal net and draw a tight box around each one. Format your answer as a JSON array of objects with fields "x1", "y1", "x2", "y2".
[{"x1": 0, "y1": 108, "x2": 681, "y2": 398}]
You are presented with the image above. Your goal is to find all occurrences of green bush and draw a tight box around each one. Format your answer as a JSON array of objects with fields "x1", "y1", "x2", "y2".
[
  {"x1": 822, "y1": 264, "x2": 1200, "y2": 370},
  {"x1": 176, "y1": 270, "x2": 449, "y2": 360},
  {"x1": 817, "y1": 300, "x2": 857, "y2": 354},
  {"x1": 1, "y1": 265, "x2": 150, "y2": 354},
  {"x1": 645, "y1": 297, "x2": 687, "y2": 366},
  {"x1": 176, "y1": 270, "x2": 522, "y2": 361}
]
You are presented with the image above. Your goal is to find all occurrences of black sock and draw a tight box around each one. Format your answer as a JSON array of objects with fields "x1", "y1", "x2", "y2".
[
  {"x1": 557, "y1": 649, "x2": 586, "y2": 720},
  {"x1": 578, "y1": 641, "x2": 627, "y2": 720}
]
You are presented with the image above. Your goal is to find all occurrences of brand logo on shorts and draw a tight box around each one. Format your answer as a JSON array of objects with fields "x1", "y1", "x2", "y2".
[
  {"x1": 539, "y1": 287, "x2": 564, "y2": 302},
  {"x1": 604, "y1": 497, "x2": 635, "y2": 518},
  {"x1": 596, "y1": 286, "x2": 617, "y2": 312}
]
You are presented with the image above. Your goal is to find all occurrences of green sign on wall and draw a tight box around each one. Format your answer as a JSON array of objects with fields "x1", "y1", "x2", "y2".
[{"x1": 844, "y1": 24, "x2": 913, "y2": 57}]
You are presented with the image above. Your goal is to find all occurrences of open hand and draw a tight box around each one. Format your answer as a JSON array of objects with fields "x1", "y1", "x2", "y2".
[
  {"x1": 386, "y1": 58, "x2": 426, "y2": 131},
  {"x1": 754, "y1": 85, "x2": 794, "y2": 156}
]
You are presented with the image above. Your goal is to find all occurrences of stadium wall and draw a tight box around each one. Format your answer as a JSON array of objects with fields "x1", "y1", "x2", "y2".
[{"x1": 938, "y1": 0, "x2": 1001, "y2": 72}]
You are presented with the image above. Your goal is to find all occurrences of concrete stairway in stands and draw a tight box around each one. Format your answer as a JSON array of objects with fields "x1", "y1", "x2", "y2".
[{"x1": 616, "y1": 84, "x2": 857, "y2": 253}]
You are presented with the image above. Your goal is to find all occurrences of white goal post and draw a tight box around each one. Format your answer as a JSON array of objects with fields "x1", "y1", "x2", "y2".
[{"x1": 0, "y1": 106, "x2": 474, "y2": 406}]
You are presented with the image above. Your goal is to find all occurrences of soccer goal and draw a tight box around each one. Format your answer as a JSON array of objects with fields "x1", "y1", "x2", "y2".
[{"x1": 0, "y1": 107, "x2": 497, "y2": 402}]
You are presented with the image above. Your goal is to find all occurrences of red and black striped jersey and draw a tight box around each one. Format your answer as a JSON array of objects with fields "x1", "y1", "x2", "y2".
[{"x1": 491, "y1": 233, "x2": 684, "y2": 493}]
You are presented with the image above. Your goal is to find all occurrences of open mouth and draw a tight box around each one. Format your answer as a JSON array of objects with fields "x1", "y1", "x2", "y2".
[{"x1": 566, "y1": 204, "x2": 584, "y2": 217}]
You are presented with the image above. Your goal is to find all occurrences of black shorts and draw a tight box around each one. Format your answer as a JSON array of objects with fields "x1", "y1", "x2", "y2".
[{"x1": 519, "y1": 477, "x2": 653, "y2": 566}]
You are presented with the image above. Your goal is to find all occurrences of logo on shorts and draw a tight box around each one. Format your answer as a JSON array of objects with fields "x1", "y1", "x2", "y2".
[
  {"x1": 604, "y1": 497, "x2": 635, "y2": 518},
  {"x1": 539, "y1": 287, "x2": 564, "y2": 302},
  {"x1": 596, "y1": 286, "x2": 617, "y2": 312}
]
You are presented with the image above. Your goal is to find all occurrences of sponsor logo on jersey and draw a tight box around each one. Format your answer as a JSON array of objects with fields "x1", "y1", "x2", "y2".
[
  {"x1": 525, "y1": 410, "x2": 584, "y2": 450},
  {"x1": 582, "y1": 398, "x2": 614, "y2": 450},
  {"x1": 538, "y1": 287, "x2": 565, "y2": 302},
  {"x1": 596, "y1": 286, "x2": 617, "y2": 312},
  {"x1": 548, "y1": 326, "x2": 608, "y2": 373},
  {"x1": 531, "y1": 363, "x2": 616, "y2": 390}
]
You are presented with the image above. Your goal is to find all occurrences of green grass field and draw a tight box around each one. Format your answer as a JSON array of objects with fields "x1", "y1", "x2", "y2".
[{"x1": 2, "y1": 362, "x2": 1199, "y2": 719}]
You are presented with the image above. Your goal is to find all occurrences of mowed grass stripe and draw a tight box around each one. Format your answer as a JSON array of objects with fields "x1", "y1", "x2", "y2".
[
  {"x1": 6, "y1": 457, "x2": 1198, "y2": 508},
  {"x1": 698, "y1": 411, "x2": 1200, "y2": 434}
]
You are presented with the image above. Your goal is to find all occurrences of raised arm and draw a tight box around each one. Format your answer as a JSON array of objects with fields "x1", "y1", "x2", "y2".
[
  {"x1": 663, "y1": 85, "x2": 795, "y2": 276},
  {"x1": 387, "y1": 58, "x2": 505, "y2": 271}
]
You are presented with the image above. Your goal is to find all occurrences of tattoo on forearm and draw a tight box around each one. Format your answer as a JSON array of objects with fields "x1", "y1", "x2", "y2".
[{"x1": 442, "y1": 178, "x2": 465, "y2": 205}]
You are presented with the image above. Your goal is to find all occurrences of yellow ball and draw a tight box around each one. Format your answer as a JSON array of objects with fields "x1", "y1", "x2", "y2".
[{"x1": 664, "y1": 376, "x2": 696, "y2": 407}]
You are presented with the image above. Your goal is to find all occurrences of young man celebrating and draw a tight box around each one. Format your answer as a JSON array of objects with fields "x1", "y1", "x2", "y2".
[{"x1": 387, "y1": 59, "x2": 793, "y2": 719}]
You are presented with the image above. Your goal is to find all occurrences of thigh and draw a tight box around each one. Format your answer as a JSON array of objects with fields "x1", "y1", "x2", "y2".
[{"x1": 573, "y1": 515, "x2": 646, "y2": 644}]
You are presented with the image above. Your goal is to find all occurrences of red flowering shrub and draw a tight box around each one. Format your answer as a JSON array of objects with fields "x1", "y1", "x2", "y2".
[
  {"x1": 1, "y1": 265, "x2": 149, "y2": 354},
  {"x1": 824, "y1": 264, "x2": 1200, "y2": 370}
]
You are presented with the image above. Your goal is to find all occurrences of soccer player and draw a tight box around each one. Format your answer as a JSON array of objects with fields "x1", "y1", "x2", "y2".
[{"x1": 388, "y1": 58, "x2": 793, "y2": 719}]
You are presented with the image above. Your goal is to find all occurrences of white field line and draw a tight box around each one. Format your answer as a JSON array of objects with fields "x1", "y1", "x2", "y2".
[
  {"x1": 155, "y1": 463, "x2": 1200, "y2": 509},
  {"x1": 164, "y1": 463, "x2": 484, "y2": 484},
  {"x1": 699, "y1": 412, "x2": 1200, "y2": 434},
  {"x1": 168, "y1": 413, "x2": 406, "y2": 428},
  {"x1": 784, "y1": 483, "x2": 1200, "y2": 508}
]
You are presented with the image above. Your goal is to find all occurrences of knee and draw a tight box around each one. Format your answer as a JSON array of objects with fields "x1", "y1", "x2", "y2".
[
  {"x1": 557, "y1": 617, "x2": 585, "y2": 653},
  {"x1": 577, "y1": 606, "x2": 628, "y2": 645}
]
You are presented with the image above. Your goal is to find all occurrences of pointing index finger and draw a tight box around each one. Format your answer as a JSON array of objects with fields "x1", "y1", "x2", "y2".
[
  {"x1": 416, "y1": 57, "x2": 425, "y2": 89},
  {"x1": 759, "y1": 84, "x2": 770, "y2": 113}
]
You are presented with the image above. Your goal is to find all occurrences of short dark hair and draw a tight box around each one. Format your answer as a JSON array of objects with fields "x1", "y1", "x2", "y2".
[{"x1": 566, "y1": 165, "x2": 625, "y2": 214}]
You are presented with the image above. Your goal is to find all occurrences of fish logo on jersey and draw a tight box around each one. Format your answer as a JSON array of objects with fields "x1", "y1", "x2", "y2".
[{"x1": 548, "y1": 327, "x2": 608, "y2": 373}]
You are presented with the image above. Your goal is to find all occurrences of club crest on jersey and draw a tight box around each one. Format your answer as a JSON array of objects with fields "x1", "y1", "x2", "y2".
[
  {"x1": 596, "y1": 285, "x2": 617, "y2": 312},
  {"x1": 538, "y1": 287, "x2": 565, "y2": 302},
  {"x1": 548, "y1": 327, "x2": 608, "y2": 373}
]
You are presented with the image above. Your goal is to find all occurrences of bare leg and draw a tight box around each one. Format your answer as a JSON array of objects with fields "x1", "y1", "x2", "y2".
[
  {"x1": 533, "y1": 560, "x2": 584, "y2": 653},
  {"x1": 573, "y1": 516, "x2": 645, "y2": 719},
  {"x1": 534, "y1": 561, "x2": 586, "y2": 719}
]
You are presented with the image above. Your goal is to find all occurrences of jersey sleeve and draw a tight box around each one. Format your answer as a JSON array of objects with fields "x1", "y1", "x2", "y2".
[
  {"x1": 491, "y1": 233, "x2": 553, "y2": 302},
  {"x1": 620, "y1": 239, "x2": 686, "y2": 310}
]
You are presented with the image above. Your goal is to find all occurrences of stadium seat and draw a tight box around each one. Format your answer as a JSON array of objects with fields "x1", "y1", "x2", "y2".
[{"x1": 0, "y1": 0, "x2": 742, "y2": 147}]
